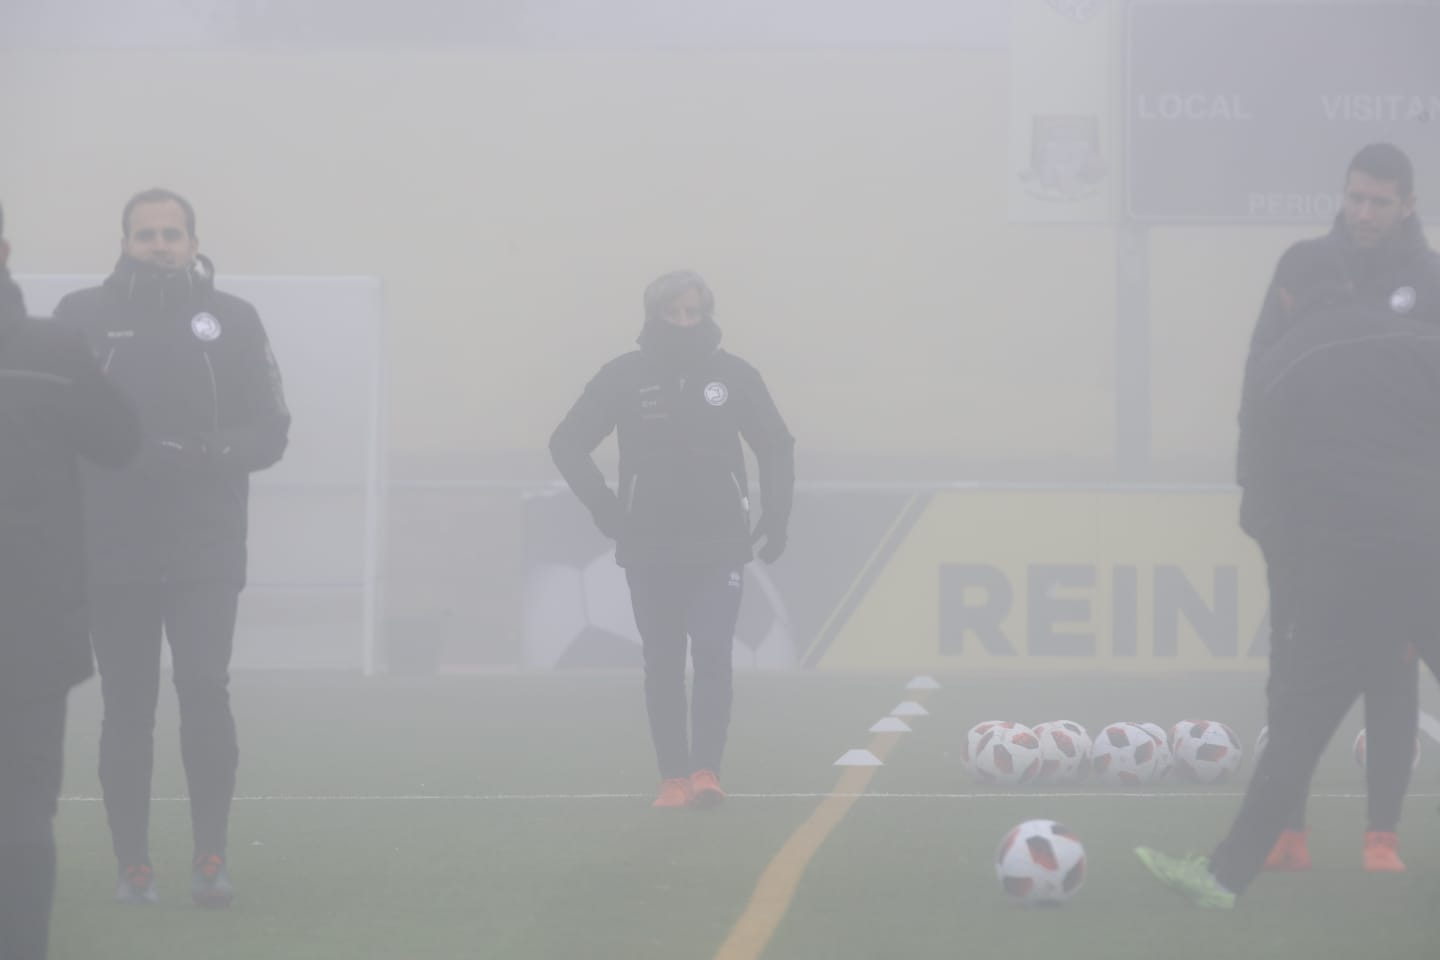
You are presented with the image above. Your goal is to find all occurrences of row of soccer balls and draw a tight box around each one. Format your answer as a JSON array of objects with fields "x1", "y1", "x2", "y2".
[
  {"x1": 961, "y1": 719, "x2": 1422, "y2": 788},
  {"x1": 965, "y1": 720, "x2": 1422, "y2": 787},
  {"x1": 962, "y1": 720, "x2": 1242, "y2": 786}
]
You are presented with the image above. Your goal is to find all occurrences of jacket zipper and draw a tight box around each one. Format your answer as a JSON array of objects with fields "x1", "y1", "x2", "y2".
[
  {"x1": 626, "y1": 475, "x2": 641, "y2": 513},
  {"x1": 101, "y1": 346, "x2": 117, "y2": 373},
  {"x1": 201, "y1": 351, "x2": 221, "y2": 432}
]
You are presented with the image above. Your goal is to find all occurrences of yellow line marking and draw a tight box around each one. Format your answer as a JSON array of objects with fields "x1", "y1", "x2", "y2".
[{"x1": 713, "y1": 692, "x2": 933, "y2": 960}]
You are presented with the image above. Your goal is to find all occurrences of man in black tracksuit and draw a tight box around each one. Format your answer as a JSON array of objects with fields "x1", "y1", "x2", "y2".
[
  {"x1": 1138, "y1": 253, "x2": 1440, "y2": 906},
  {"x1": 1, "y1": 205, "x2": 141, "y2": 959},
  {"x1": 1237, "y1": 143, "x2": 1440, "y2": 872},
  {"x1": 550, "y1": 270, "x2": 795, "y2": 808},
  {"x1": 52, "y1": 189, "x2": 290, "y2": 907}
]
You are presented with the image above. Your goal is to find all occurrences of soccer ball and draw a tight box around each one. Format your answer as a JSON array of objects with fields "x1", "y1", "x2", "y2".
[
  {"x1": 1033, "y1": 721, "x2": 1092, "y2": 783},
  {"x1": 1132, "y1": 722, "x2": 1173, "y2": 780},
  {"x1": 969, "y1": 724, "x2": 1043, "y2": 785},
  {"x1": 995, "y1": 819, "x2": 1087, "y2": 906},
  {"x1": 1172, "y1": 720, "x2": 1243, "y2": 783},
  {"x1": 1091, "y1": 722, "x2": 1160, "y2": 785},
  {"x1": 961, "y1": 721, "x2": 1013, "y2": 772},
  {"x1": 1353, "y1": 729, "x2": 1422, "y2": 772}
]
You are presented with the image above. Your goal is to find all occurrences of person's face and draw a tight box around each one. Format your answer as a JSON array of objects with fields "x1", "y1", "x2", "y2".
[
  {"x1": 659, "y1": 286, "x2": 705, "y2": 328},
  {"x1": 1342, "y1": 171, "x2": 1414, "y2": 249},
  {"x1": 122, "y1": 200, "x2": 198, "y2": 269}
]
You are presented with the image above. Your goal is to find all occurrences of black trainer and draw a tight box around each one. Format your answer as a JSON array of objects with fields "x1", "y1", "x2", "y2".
[{"x1": 190, "y1": 854, "x2": 234, "y2": 909}]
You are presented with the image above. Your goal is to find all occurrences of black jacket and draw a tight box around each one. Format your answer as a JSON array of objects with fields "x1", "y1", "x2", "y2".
[
  {"x1": 1241, "y1": 295, "x2": 1440, "y2": 554},
  {"x1": 53, "y1": 256, "x2": 290, "y2": 586},
  {"x1": 1239, "y1": 214, "x2": 1440, "y2": 494},
  {"x1": 1, "y1": 269, "x2": 140, "y2": 693},
  {"x1": 550, "y1": 319, "x2": 795, "y2": 568}
]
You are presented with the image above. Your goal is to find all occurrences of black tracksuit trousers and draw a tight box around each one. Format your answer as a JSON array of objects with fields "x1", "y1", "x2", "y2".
[
  {"x1": 91, "y1": 582, "x2": 240, "y2": 867},
  {"x1": 0, "y1": 689, "x2": 65, "y2": 960},
  {"x1": 1212, "y1": 545, "x2": 1436, "y2": 894},
  {"x1": 626, "y1": 564, "x2": 744, "y2": 781},
  {"x1": 1263, "y1": 545, "x2": 1419, "y2": 834}
]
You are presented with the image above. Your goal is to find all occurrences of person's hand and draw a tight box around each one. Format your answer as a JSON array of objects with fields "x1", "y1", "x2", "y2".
[{"x1": 752, "y1": 517, "x2": 787, "y2": 564}]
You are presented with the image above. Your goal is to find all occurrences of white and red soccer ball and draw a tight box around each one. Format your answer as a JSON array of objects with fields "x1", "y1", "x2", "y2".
[
  {"x1": 964, "y1": 722, "x2": 1043, "y2": 785},
  {"x1": 996, "y1": 819, "x2": 1087, "y2": 906},
  {"x1": 1091, "y1": 722, "x2": 1160, "y2": 785},
  {"x1": 1171, "y1": 720, "x2": 1243, "y2": 783},
  {"x1": 961, "y1": 720, "x2": 1010, "y2": 770},
  {"x1": 1353, "y1": 729, "x2": 1422, "y2": 772},
  {"x1": 1033, "y1": 720, "x2": 1092, "y2": 783},
  {"x1": 1132, "y1": 722, "x2": 1173, "y2": 780}
]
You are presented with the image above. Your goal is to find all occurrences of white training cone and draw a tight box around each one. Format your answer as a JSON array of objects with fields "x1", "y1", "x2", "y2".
[
  {"x1": 869, "y1": 717, "x2": 912, "y2": 734},
  {"x1": 891, "y1": 701, "x2": 929, "y2": 717},
  {"x1": 834, "y1": 749, "x2": 883, "y2": 767},
  {"x1": 906, "y1": 675, "x2": 941, "y2": 690}
]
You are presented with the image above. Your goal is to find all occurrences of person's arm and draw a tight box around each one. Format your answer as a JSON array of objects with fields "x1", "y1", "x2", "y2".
[
  {"x1": 53, "y1": 326, "x2": 141, "y2": 468},
  {"x1": 549, "y1": 364, "x2": 625, "y2": 538},
  {"x1": 48, "y1": 291, "x2": 80, "y2": 330},
  {"x1": 736, "y1": 364, "x2": 795, "y2": 563},
  {"x1": 1237, "y1": 265, "x2": 1296, "y2": 485},
  {"x1": 208, "y1": 305, "x2": 290, "y2": 472}
]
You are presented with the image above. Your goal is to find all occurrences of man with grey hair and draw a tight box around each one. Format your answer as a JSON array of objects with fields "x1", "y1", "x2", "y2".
[{"x1": 550, "y1": 270, "x2": 795, "y2": 808}]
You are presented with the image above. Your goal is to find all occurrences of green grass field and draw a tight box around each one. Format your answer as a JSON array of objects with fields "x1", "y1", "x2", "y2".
[{"x1": 46, "y1": 671, "x2": 1440, "y2": 960}]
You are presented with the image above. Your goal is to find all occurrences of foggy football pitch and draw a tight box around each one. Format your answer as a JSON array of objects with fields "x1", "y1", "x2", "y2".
[{"x1": 47, "y1": 672, "x2": 1440, "y2": 960}]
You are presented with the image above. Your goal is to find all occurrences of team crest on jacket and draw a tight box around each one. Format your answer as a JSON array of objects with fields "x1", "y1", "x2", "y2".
[
  {"x1": 704, "y1": 381, "x2": 729, "y2": 407},
  {"x1": 191, "y1": 312, "x2": 222, "y2": 342},
  {"x1": 1390, "y1": 286, "x2": 1417, "y2": 315}
]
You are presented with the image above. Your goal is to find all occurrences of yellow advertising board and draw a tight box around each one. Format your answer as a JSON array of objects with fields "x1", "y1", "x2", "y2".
[{"x1": 817, "y1": 491, "x2": 1268, "y2": 673}]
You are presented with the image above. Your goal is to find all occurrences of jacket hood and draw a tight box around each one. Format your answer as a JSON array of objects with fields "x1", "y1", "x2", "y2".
[{"x1": 104, "y1": 252, "x2": 216, "y2": 307}]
